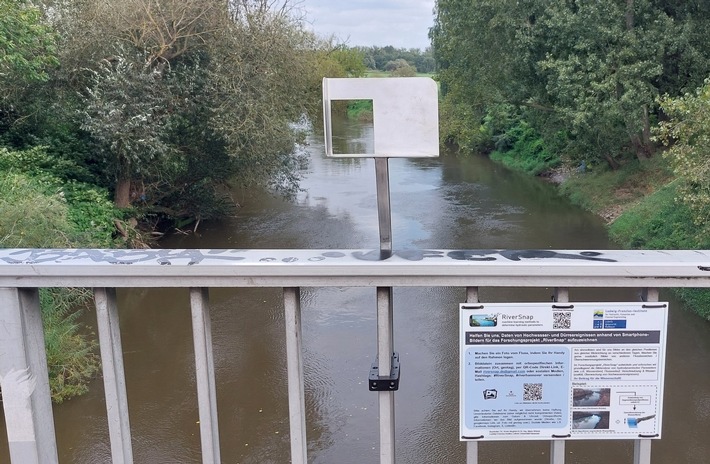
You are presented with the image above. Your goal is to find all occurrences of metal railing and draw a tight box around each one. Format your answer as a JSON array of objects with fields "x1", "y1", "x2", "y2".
[{"x1": 2, "y1": 247, "x2": 710, "y2": 464}]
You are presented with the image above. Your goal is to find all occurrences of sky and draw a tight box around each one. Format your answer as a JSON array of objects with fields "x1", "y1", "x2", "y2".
[{"x1": 299, "y1": 0, "x2": 436, "y2": 50}]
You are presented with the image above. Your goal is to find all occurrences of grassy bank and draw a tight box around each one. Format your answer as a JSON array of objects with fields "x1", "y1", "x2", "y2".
[
  {"x1": 550, "y1": 155, "x2": 710, "y2": 320},
  {"x1": 346, "y1": 99, "x2": 374, "y2": 121}
]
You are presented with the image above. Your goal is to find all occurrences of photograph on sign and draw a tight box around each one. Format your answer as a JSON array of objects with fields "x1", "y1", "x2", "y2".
[
  {"x1": 322, "y1": 77, "x2": 439, "y2": 158},
  {"x1": 459, "y1": 302, "x2": 668, "y2": 441}
]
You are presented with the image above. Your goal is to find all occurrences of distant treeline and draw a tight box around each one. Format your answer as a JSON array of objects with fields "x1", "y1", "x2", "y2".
[{"x1": 353, "y1": 45, "x2": 435, "y2": 74}]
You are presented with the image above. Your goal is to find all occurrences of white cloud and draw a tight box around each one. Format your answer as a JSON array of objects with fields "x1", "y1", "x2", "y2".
[{"x1": 300, "y1": 0, "x2": 435, "y2": 49}]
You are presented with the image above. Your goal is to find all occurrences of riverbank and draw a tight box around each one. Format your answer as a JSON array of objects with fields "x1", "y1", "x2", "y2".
[{"x1": 537, "y1": 155, "x2": 710, "y2": 320}]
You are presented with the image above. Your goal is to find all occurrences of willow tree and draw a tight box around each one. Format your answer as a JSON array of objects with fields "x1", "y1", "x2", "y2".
[{"x1": 58, "y1": 0, "x2": 322, "y2": 218}]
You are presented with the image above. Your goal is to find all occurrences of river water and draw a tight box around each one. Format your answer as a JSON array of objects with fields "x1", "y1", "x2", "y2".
[{"x1": 3, "y1": 117, "x2": 710, "y2": 463}]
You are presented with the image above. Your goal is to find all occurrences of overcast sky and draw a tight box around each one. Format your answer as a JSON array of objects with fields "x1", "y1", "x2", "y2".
[{"x1": 299, "y1": 0, "x2": 436, "y2": 50}]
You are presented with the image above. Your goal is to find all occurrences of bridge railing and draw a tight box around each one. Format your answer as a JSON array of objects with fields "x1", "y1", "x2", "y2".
[{"x1": 1, "y1": 248, "x2": 709, "y2": 464}]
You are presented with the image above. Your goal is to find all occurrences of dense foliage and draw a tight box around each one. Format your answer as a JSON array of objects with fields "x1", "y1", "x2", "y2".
[
  {"x1": 431, "y1": 0, "x2": 710, "y2": 169},
  {"x1": 1, "y1": 0, "x2": 359, "y2": 224},
  {"x1": 656, "y1": 80, "x2": 710, "y2": 232},
  {"x1": 0, "y1": 0, "x2": 362, "y2": 401}
]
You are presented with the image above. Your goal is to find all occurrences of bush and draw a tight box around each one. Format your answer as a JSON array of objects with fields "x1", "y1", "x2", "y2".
[
  {"x1": 0, "y1": 157, "x2": 118, "y2": 401},
  {"x1": 0, "y1": 172, "x2": 75, "y2": 248},
  {"x1": 489, "y1": 122, "x2": 560, "y2": 175},
  {"x1": 438, "y1": 97, "x2": 492, "y2": 153}
]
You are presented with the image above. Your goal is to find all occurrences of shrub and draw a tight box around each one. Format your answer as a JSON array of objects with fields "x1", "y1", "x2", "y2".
[
  {"x1": 489, "y1": 122, "x2": 560, "y2": 175},
  {"x1": 0, "y1": 164, "x2": 114, "y2": 401}
]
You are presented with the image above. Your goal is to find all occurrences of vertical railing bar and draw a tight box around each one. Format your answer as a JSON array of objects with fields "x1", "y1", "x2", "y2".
[
  {"x1": 189, "y1": 288, "x2": 221, "y2": 464},
  {"x1": 375, "y1": 157, "x2": 396, "y2": 464},
  {"x1": 284, "y1": 287, "x2": 307, "y2": 464},
  {"x1": 550, "y1": 288, "x2": 568, "y2": 464},
  {"x1": 633, "y1": 287, "x2": 658, "y2": 464},
  {"x1": 0, "y1": 287, "x2": 58, "y2": 464},
  {"x1": 93, "y1": 287, "x2": 133, "y2": 463},
  {"x1": 377, "y1": 287, "x2": 396, "y2": 463},
  {"x1": 465, "y1": 287, "x2": 479, "y2": 464}
]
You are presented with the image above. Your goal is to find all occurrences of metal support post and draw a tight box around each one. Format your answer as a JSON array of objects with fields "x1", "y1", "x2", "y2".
[
  {"x1": 634, "y1": 287, "x2": 658, "y2": 464},
  {"x1": 93, "y1": 287, "x2": 133, "y2": 463},
  {"x1": 550, "y1": 288, "x2": 569, "y2": 464},
  {"x1": 375, "y1": 158, "x2": 393, "y2": 260},
  {"x1": 375, "y1": 157, "x2": 396, "y2": 463},
  {"x1": 465, "y1": 287, "x2": 479, "y2": 464},
  {"x1": 284, "y1": 287, "x2": 307, "y2": 464},
  {"x1": 0, "y1": 287, "x2": 58, "y2": 464},
  {"x1": 190, "y1": 288, "x2": 221, "y2": 464}
]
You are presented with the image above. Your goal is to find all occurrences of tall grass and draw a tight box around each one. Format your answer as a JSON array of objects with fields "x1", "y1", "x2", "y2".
[
  {"x1": 610, "y1": 181, "x2": 710, "y2": 320},
  {"x1": 0, "y1": 169, "x2": 113, "y2": 401},
  {"x1": 559, "y1": 156, "x2": 674, "y2": 214}
]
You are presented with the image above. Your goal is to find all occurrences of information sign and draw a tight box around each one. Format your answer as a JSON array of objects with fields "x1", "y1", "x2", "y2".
[
  {"x1": 321, "y1": 77, "x2": 439, "y2": 158},
  {"x1": 460, "y1": 302, "x2": 668, "y2": 441}
]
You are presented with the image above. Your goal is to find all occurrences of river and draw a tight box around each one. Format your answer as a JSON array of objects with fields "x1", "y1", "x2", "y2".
[{"x1": 3, "y1": 116, "x2": 710, "y2": 463}]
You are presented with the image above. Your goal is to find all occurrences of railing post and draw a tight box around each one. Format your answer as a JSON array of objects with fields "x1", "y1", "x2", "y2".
[
  {"x1": 93, "y1": 287, "x2": 133, "y2": 463},
  {"x1": 550, "y1": 288, "x2": 569, "y2": 464},
  {"x1": 634, "y1": 288, "x2": 659, "y2": 464},
  {"x1": 377, "y1": 286, "x2": 396, "y2": 463},
  {"x1": 0, "y1": 287, "x2": 58, "y2": 464},
  {"x1": 284, "y1": 287, "x2": 307, "y2": 464},
  {"x1": 190, "y1": 288, "x2": 221, "y2": 464},
  {"x1": 375, "y1": 157, "x2": 396, "y2": 464},
  {"x1": 465, "y1": 287, "x2": 479, "y2": 464}
]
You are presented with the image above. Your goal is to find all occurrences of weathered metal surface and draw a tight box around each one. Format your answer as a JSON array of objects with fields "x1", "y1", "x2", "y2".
[
  {"x1": 0, "y1": 288, "x2": 58, "y2": 464},
  {"x1": 1, "y1": 249, "x2": 710, "y2": 288},
  {"x1": 283, "y1": 288, "x2": 307, "y2": 464},
  {"x1": 93, "y1": 288, "x2": 133, "y2": 463},
  {"x1": 190, "y1": 288, "x2": 220, "y2": 464}
]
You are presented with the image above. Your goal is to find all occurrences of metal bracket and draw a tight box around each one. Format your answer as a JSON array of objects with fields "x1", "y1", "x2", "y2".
[{"x1": 369, "y1": 352, "x2": 400, "y2": 391}]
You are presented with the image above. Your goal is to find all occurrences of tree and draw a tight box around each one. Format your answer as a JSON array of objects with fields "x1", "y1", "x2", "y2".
[
  {"x1": 656, "y1": 80, "x2": 710, "y2": 228},
  {"x1": 60, "y1": 0, "x2": 323, "y2": 221},
  {"x1": 0, "y1": 0, "x2": 58, "y2": 100},
  {"x1": 389, "y1": 60, "x2": 416, "y2": 77},
  {"x1": 80, "y1": 55, "x2": 178, "y2": 208},
  {"x1": 330, "y1": 46, "x2": 366, "y2": 77},
  {"x1": 431, "y1": 0, "x2": 710, "y2": 167},
  {"x1": 0, "y1": 0, "x2": 59, "y2": 138}
]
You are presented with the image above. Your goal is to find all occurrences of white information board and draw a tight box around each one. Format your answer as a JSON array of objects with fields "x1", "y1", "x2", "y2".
[
  {"x1": 322, "y1": 77, "x2": 439, "y2": 158},
  {"x1": 459, "y1": 302, "x2": 668, "y2": 441}
]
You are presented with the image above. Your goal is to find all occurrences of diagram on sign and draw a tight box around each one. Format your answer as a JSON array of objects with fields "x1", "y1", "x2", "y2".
[{"x1": 459, "y1": 302, "x2": 668, "y2": 441}]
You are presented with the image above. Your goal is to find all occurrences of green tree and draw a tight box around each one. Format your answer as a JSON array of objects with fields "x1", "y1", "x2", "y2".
[
  {"x1": 389, "y1": 59, "x2": 416, "y2": 77},
  {"x1": 330, "y1": 46, "x2": 366, "y2": 77},
  {"x1": 431, "y1": 0, "x2": 710, "y2": 167},
  {"x1": 656, "y1": 80, "x2": 710, "y2": 229},
  {"x1": 80, "y1": 55, "x2": 178, "y2": 208},
  {"x1": 0, "y1": 0, "x2": 58, "y2": 100},
  {"x1": 59, "y1": 0, "x2": 323, "y2": 221}
]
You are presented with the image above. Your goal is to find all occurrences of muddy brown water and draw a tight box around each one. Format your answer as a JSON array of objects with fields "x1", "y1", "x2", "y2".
[{"x1": 2, "y1": 117, "x2": 710, "y2": 463}]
